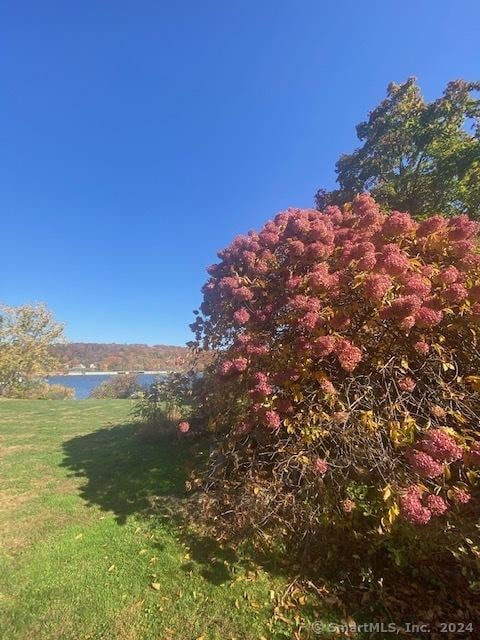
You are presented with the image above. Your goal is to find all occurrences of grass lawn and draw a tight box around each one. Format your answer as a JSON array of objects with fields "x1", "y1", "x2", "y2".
[{"x1": 0, "y1": 400, "x2": 311, "y2": 640}]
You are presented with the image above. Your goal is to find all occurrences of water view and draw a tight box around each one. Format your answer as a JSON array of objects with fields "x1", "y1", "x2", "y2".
[{"x1": 47, "y1": 373, "x2": 163, "y2": 400}]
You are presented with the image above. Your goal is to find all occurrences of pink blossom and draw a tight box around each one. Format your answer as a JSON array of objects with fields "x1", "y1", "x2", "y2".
[
  {"x1": 350, "y1": 241, "x2": 376, "y2": 259},
  {"x1": 233, "y1": 286, "x2": 254, "y2": 302},
  {"x1": 218, "y1": 360, "x2": 234, "y2": 377},
  {"x1": 288, "y1": 240, "x2": 305, "y2": 256},
  {"x1": 400, "y1": 486, "x2": 431, "y2": 525},
  {"x1": 414, "y1": 341, "x2": 430, "y2": 356},
  {"x1": 323, "y1": 205, "x2": 343, "y2": 224},
  {"x1": 416, "y1": 215, "x2": 446, "y2": 237},
  {"x1": 383, "y1": 295, "x2": 422, "y2": 320},
  {"x1": 415, "y1": 307, "x2": 443, "y2": 328},
  {"x1": 218, "y1": 276, "x2": 240, "y2": 291},
  {"x1": 286, "y1": 275, "x2": 303, "y2": 290},
  {"x1": 406, "y1": 450, "x2": 444, "y2": 478},
  {"x1": 330, "y1": 313, "x2": 350, "y2": 330},
  {"x1": 342, "y1": 498, "x2": 356, "y2": 513},
  {"x1": 307, "y1": 264, "x2": 330, "y2": 290},
  {"x1": 234, "y1": 333, "x2": 252, "y2": 348},
  {"x1": 265, "y1": 410, "x2": 281, "y2": 430},
  {"x1": 402, "y1": 274, "x2": 431, "y2": 298},
  {"x1": 383, "y1": 211, "x2": 416, "y2": 236},
  {"x1": 398, "y1": 376, "x2": 416, "y2": 392},
  {"x1": 249, "y1": 372, "x2": 272, "y2": 399},
  {"x1": 236, "y1": 420, "x2": 253, "y2": 436},
  {"x1": 448, "y1": 215, "x2": 478, "y2": 241},
  {"x1": 232, "y1": 357, "x2": 248, "y2": 373},
  {"x1": 319, "y1": 378, "x2": 336, "y2": 394},
  {"x1": 335, "y1": 339, "x2": 362, "y2": 373},
  {"x1": 313, "y1": 458, "x2": 328, "y2": 475},
  {"x1": 290, "y1": 216, "x2": 311, "y2": 236},
  {"x1": 178, "y1": 421, "x2": 190, "y2": 433},
  {"x1": 233, "y1": 308, "x2": 250, "y2": 325},
  {"x1": 305, "y1": 241, "x2": 334, "y2": 261},
  {"x1": 444, "y1": 283, "x2": 467, "y2": 304},
  {"x1": 399, "y1": 315, "x2": 415, "y2": 331},
  {"x1": 417, "y1": 429, "x2": 462, "y2": 463},
  {"x1": 313, "y1": 335, "x2": 336, "y2": 357},
  {"x1": 451, "y1": 487, "x2": 471, "y2": 504},
  {"x1": 438, "y1": 266, "x2": 459, "y2": 284},
  {"x1": 357, "y1": 252, "x2": 377, "y2": 271},
  {"x1": 297, "y1": 312, "x2": 319, "y2": 331},
  {"x1": 425, "y1": 494, "x2": 447, "y2": 516},
  {"x1": 420, "y1": 265, "x2": 435, "y2": 278},
  {"x1": 259, "y1": 230, "x2": 279, "y2": 248},
  {"x1": 381, "y1": 245, "x2": 410, "y2": 276},
  {"x1": 309, "y1": 219, "x2": 334, "y2": 244}
]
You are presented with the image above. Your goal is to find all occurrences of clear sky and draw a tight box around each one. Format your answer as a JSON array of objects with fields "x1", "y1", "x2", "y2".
[{"x1": 1, "y1": 1, "x2": 479, "y2": 345}]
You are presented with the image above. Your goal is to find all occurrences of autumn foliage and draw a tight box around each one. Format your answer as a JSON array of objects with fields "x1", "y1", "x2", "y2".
[{"x1": 190, "y1": 195, "x2": 480, "y2": 550}]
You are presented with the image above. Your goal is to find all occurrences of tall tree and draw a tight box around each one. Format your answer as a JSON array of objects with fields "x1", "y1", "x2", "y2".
[
  {"x1": 316, "y1": 78, "x2": 480, "y2": 218},
  {"x1": 0, "y1": 303, "x2": 64, "y2": 395}
]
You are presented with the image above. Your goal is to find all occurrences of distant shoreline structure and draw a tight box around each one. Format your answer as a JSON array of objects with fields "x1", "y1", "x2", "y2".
[{"x1": 58, "y1": 370, "x2": 169, "y2": 377}]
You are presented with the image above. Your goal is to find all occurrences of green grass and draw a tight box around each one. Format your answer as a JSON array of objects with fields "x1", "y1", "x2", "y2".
[{"x1": 0, "y1": 400, "x2": 299, "y2": 640}]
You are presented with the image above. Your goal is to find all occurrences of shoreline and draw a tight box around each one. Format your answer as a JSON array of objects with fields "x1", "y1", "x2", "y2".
[{"x1": 51, "y1": 371, "x2": 169, "y2": 377}]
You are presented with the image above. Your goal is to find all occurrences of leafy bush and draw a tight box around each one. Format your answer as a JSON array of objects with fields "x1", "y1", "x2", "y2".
[
  {"x1": 132, "y1": 372, "x2": 197, "y2": 435},
  {"x1": 89, "y1": 373, "x2": 141, "y2": 399},
  {"x1": 190, "y1": 195, "x2": 480, "y2": 557},
  {"x1": 8, "y1": 380, "x2": 74, "y2": 400}
]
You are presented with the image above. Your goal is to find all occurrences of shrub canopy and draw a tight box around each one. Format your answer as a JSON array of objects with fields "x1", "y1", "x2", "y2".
[{"x1": 191, "y1": 195, "x2": 480, "y2": 540}]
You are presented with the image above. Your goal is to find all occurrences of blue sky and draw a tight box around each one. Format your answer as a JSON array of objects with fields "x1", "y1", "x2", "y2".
[{"x1": 1, "y1": 1, "x2": 479, "y2": 345}]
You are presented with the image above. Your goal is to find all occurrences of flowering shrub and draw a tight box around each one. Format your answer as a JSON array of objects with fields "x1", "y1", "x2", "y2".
[{"x1": 190, "y1": 195, "x2": 480, "y2": 551}]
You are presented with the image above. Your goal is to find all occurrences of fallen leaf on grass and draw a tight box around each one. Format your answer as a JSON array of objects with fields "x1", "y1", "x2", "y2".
[{"x1": 151, "y1": 582, "x2": 161, "y2": 591}]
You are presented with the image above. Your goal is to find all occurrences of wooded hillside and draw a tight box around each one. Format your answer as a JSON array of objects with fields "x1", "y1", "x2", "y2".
[{"x1": 50, "y1": 343, "x2": 189, "y2": 372}]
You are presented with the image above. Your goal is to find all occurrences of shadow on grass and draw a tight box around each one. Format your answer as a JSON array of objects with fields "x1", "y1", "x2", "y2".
[
  {"x1": 61, "y1": 422, "x2": 188, "y2": 524},
  {"x1": 61, "y1": 421, "x2": 240, "y2": 585}
]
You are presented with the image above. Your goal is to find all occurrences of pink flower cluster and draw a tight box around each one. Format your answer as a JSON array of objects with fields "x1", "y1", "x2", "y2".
[
  {"x1": 313, "y1": 458, "x2": 329, "y2": 475},
  {"x1": 400, "y1": 486, "x2": 447, "y2": 525},
  {"x1": 417, "y1": 429, "x2": 463, "y2": 463},
  {"x1": 178, "y1": 421, "x2": 190, "y2": 434},
  {"x1": 406, "y1": 429, "x2": 463, "y2": 480},
  {"x1": 406, "y1": 450, "x2": 445, "y2": 478},
  {"x1": 195, "y1": 194, "x2": 480, "y2": 446}
]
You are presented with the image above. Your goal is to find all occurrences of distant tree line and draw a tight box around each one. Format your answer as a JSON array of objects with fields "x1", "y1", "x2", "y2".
[{"x1": 49, "y1": 342, "x2": 192, "y2": 372}]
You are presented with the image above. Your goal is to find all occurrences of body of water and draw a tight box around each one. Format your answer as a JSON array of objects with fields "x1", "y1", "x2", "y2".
[{"x1": 47, "y1": 373, "x2": 164, "y2": 400}]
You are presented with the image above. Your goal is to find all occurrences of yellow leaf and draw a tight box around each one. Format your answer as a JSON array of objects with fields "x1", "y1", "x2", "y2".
[
  {"x1": 151, "y1": 582, "x2": 161, "y2": 591},
  {"x1": 467, "y1": 470, "x2": 478, "y2": 484},
  {"x1": 383, "y1": 485, "x2": 392, "y2": 501}
]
